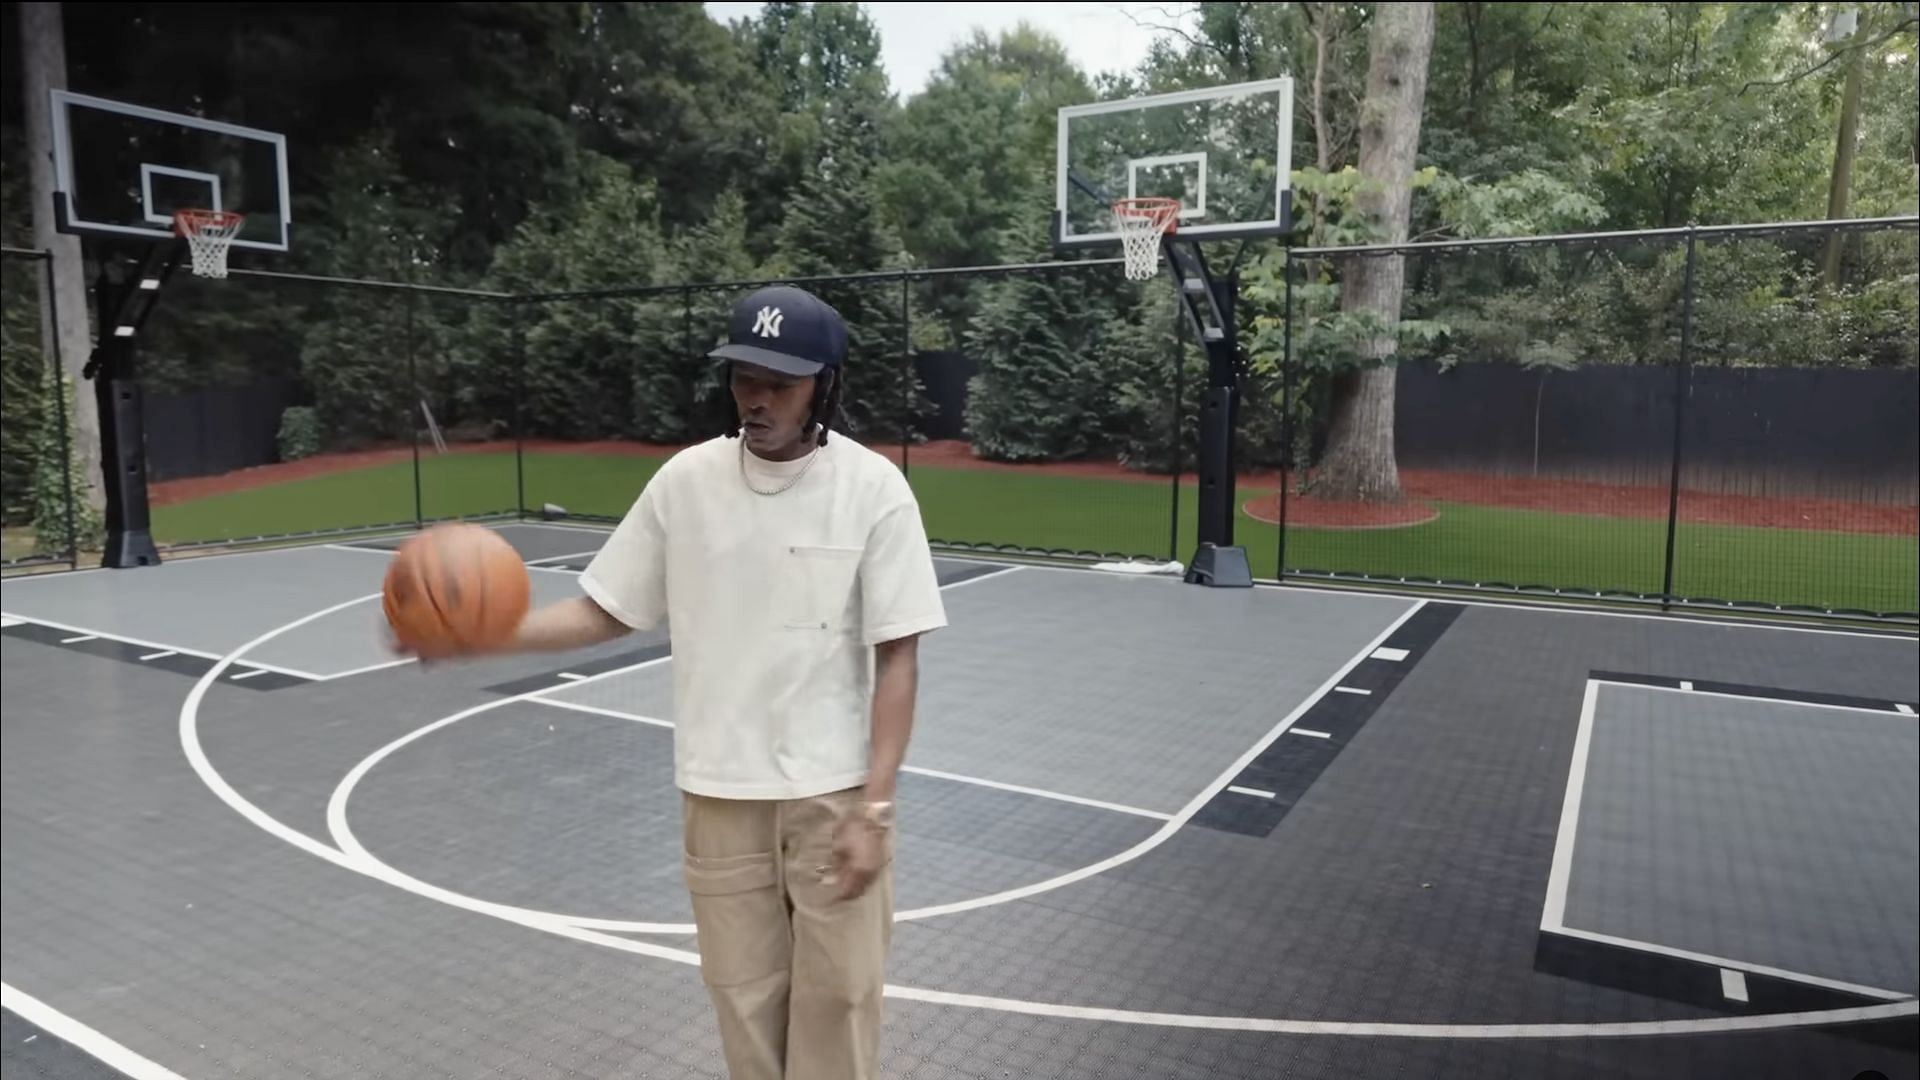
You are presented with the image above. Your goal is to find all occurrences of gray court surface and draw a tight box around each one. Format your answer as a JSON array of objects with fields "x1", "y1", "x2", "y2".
[
  {"x1": 347, "y1": 700, "x2": 1161, "y2": 922},
  {"x1": 4, "y1": 526, "x2": 1917, "y2": 1080},
  {"x1": 1, "y1": 543, "x2": 591, "y2": 678},
  {"x1": 1564, "y1": 683, "x2": 1919, "y2": 994},
  {"x1": 346, "y1": 522, "x2": 614, "y2": 564},
  {"x1": 548, "y1": 567, "x2": 1415, "y2": 815}
]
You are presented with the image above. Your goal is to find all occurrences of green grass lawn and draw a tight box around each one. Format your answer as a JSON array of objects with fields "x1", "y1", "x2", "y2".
[{"x1": 144, "y1": 449, "x2": 1918, "y2": 617}]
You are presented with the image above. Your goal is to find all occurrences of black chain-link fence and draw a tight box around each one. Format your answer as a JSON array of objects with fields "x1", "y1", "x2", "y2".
[
  {"x1": 4, "y1": 218, "x2": 1913, "y2": 624},
  {"x1": 1278, "y1": 217, "x2": 1917, "y2": 622}
]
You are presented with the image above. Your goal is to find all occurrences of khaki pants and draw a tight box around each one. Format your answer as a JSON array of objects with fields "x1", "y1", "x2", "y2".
[{"x1": 682, "y1": 788, "x2": 892, "y2": 1080}]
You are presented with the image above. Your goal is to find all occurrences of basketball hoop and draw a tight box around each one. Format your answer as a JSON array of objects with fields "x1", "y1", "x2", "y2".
[
  {"x1": 174, "y1": 209, "x2": 246, "y2": 278},
  {"x1": 1112, "y1": 197, "x2": 1180, "y2": 281}
]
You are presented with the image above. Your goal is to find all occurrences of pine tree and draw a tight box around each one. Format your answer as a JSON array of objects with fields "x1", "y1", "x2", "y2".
[
  {"x1": 960, "y1": 191, "x2": 1114, "y2": 462},
  {"x1": 775, "y1": 101, "x2": 917, "y2": 442}
]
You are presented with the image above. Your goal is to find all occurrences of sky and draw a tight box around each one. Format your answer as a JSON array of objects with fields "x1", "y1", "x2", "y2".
[{"x1": 702, "y1": 2, "x2": 1192, "y2": 98}]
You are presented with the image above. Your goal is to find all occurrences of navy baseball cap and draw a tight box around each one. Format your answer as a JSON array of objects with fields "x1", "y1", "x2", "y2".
[{"x1": 708, "y1": 285, "x2": 848, "y2": 377}]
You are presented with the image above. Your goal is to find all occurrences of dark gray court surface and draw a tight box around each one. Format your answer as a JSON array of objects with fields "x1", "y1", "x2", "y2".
[{"x1": 4, "y1": 523, "x2": 1917, "y2": 1080}]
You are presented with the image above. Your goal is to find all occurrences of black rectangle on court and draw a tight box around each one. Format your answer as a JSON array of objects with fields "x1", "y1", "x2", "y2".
[
  {"x1": 483, "y1": 642, "x2": 672, "y2": 696},
  {"x1": 0, "y1": 621, "x2": 304, "y2": 691},
  {"x1": 1194, "y1": 603, "x2": 1465, "y2": 838}
]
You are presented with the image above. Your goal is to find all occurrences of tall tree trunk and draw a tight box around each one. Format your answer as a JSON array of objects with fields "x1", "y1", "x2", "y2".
[
  {"x1": 1312, "y1": 1, "x2": 1435, "y2": 503},
  {"x1": 21, "y1": 2, "x2": 104, "y2": 520},
  {"x1": 1822, "y1": 17, "x2": 1868, "y2": 287},
  {"x1": 1310, "y1": 2, "x2": 1333, "y2": 240}
]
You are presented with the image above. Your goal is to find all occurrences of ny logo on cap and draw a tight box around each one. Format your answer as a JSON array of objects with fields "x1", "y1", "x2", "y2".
[{"x1": 752, "y1": 306, "x2": 784, "y2": 339}]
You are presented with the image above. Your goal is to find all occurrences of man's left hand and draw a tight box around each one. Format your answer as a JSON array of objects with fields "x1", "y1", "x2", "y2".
[{"x1": 830, "y1": 813, "x2": 887, "y2": 901}]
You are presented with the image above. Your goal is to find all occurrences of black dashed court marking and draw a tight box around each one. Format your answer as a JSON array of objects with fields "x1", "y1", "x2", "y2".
[
  {"x1": 0, "y1": 621, "x2": 309, "y2": 691},
  {"x1": 482, "y1": 642, "x2": 673, "y2": 696},
  {"x1": 1191, "y1": 602, "x2": 1467, "y2": 838}
]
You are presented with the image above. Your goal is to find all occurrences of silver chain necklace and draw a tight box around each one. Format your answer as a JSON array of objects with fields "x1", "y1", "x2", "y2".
[{"x1": 739, "y1": 437, "x2": 822, "y2": 496}]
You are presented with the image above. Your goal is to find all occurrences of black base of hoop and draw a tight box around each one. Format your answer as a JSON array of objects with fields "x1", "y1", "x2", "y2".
[{"x1": 1185, "y1": 543, "x2": 1252, "y2": 588}]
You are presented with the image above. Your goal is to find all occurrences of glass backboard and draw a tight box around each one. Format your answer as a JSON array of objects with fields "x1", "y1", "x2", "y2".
[
  {"x1": 51, "y1": 90, "x2": 290, "y2": 252},
  {"x1": 1056, "y1": 78, "x2": 1293, "y2": 249}
]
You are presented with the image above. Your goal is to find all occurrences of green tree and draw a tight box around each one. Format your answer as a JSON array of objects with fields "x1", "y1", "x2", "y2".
[
  {"x1": 878, "y1": 26, "x2": 1092, "y2": 268},
  {"x1": 775, "y1": 92, "x2": 919, "y2": 442},
  {"x1": 291, "y1": 136, "x2": 461, "y2": 449},
  {"x1": 465, "y1": 154, "x2": 676, "y2": 442},
  {"x1": 962, "y1": 191, "x2": 1149, "y2": 463},
  {"x1": 573, "y1": 2, "x2": 779, "y2": 232},
  {"x1": 732, "y1": 1, "x2": 897, "y2": 258}
]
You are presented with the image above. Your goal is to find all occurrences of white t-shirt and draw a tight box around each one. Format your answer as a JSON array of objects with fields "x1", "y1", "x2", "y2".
[{"x1": 580, "y1": 433, "x2": 948, "y2": 800}]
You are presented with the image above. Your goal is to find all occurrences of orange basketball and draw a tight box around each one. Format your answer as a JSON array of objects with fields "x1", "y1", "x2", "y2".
[{"x1": 383, "y1": 523, "x2": 531, "y2": 655}]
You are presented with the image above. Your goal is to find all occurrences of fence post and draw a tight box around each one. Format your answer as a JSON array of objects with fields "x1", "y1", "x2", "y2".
[
  {"x1": 900, "y1": 273, "x2": 912, "y2": 477},
  {"x1": 41, "y1": 253, "x2": 81, "y2": 569},
  {"x1": 513, "y1": 302, "x2": 527, "y2": 520},
  {"x1": 1660, "y1": 228, "x2": 1698, "y2": 609},
  {"x1": 682, "y1": 289, "x2": 697, "y2": 437},
  {"x1": 405, "y1": 291, "x2": 423, "y2": 529},
  {"x1": 1276, "y1": 250, "x2": 1297, "y2": 584},
  {"x1": 1169, "y1": 293, "x2": 1185, "y2": 563}
]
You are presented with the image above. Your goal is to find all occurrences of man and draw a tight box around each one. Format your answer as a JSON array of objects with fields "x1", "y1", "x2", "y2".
[{"x1": 469, "y1": 285, "x2": 947, "y2": 1077}]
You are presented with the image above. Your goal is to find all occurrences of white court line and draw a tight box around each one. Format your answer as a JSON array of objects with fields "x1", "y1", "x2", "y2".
[
  {"x1": 525, "y1": 549, "x2": 603, "y2": 566},
  {"x1": 1289, "y1": 728, "x2": 1333, "y2": 740},
  {"x1": 0, "y1": 615, "x2": 22, "y2": 628},
  {"x1": 1679, "y1": 680, "x2": 1694, "y2": 691},
  {"x1": 322, "y1": 542, "x2": 582, "y2": 576},
  {"x1": 1370, "y1": 647, "x2": 1410, "y2": 662},
  {"x1": 1547, "y1": 925, "x2": 1910, "y2": 1001},
  {"x1": 557, "y1": 672, "x2": 587, "y2": 681},
  {"x1": 59, "y1": 634, "x2": 100, "y2": 644},
  {"x1": 1540, "y1": 680, "x2": 1600, "y2": 933},
  {"x1": 1596, "y1": 678, "x2": 1914, "y2": 717},
  {"x1": 1721, "y1": 969, "x2": 1750, "y2": 1003},
  {"x1": 522, "y1": 697, "x2": 1173, "y2": 820},
  {"x1": 139, "y1": 650, "x2": 178, "y2": 661},
  {"x1": 531, "y1": 696, "x2": 674, "y2": 729},
  {"x1": 229, "y1": 669, "x2": 269, "y2": 681},
  {"x1": 893, "y1": 765, "x2": 1172, "y2": 820},
  {"x1": 499, "y1": 520, "x2": 618, "y2": 536},
  {"x1": 1333, "y1": 686, "x2": 1371, "y2": 696},
  {"x1": 0, "y1": 611, "x2": 321, "y2": 680},
  {"x1": 1, "y1": 981, "x2": 190, "y2": 1080},
  {"x1": 885, "y1": 986, "x2": 1915, "y2": 1037},
  {"x1": 1898, "y1": 704, "x2": 1915, "y2": 716},
  {"x1": 1227, "y1": 785, "x2": 1276, "y2": 799},
  {"x1": 1255, "y1": 574, "x2": 1918, "y2": 640},
  {"x1": 179, "y1": 594, "x2": 1920, "y2": 1037},
  {"x1": 936, "y1": 564, "x2": 1025, "y2": 591}
]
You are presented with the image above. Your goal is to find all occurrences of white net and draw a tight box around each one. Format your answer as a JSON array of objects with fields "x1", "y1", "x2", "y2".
[
  {"x1": 175, "y1": 210, "x2": 246, "y2": 279},
  {"x1": 1113, "y1": 199, "x2": 1178, "y2": 281}
]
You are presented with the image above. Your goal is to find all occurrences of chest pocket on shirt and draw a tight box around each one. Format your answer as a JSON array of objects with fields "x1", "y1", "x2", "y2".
[{"x1": 782, "y1": 545, "x2": 863, "y2": 631}]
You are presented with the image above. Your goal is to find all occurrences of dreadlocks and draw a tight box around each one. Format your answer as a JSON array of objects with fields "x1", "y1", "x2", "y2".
[{"x1": 809, "y1": 369, "x2": 844, "y2": 447}]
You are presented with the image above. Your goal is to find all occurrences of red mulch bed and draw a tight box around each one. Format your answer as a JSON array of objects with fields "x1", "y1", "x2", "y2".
[
  {"x1": 149, "y1": 437, "x2": 1917, "y2": 537},
  {"x1": 1242, "y1": 494, "x2": 1438, "y2": 529}
]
